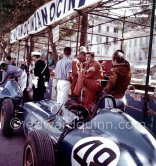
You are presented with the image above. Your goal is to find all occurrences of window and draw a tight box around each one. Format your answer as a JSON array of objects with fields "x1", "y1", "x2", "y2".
[
  {"x1": 134, "y1": 39, "x2": 137, "y2": 46},
  {"x1": 105, "y1": 47, "x2": 108, "y2": 54},
  {"x1": 140, "y1": 38, "x2": 142, "y2": 45},
  {"x1": 97, "y1": 46, "x2": 100, "y2": 54},
  {"x1": 139, "y1": 56, "x2": 142, "y2": 61},
  {"x1": 129, "y1": 52, "x2": 131, "y2": 59},
  {"x1": 146, "y1": 36, "x2": 149, "y2": 44},
  {"x1": 134, "y1": 52, "x2": 136, "y2": 58},
  {"x1": 96, "y1": 36, "x2": 98, "y2": 42},
  {"x1": 113, "y1": 37, "x2": 118, "y2": 44},
  {"x1": 114, "y1": 27, "x2": 118, "y2": 33},
  {"x1": 98, "y1": 25, "x2": 101, "y2": 33},
  {"x1": 106, "y1": 36, "x2": 109, "y2": 44},
  {"x1": 129, "y1": 40, "x2": 131, "y2": 47},
  {"x1": 97, "y1": 36, "x2": 102, "y2": 43},
  {"x1": 106, "y1": 27, "x2": 109, "y2": 32}
]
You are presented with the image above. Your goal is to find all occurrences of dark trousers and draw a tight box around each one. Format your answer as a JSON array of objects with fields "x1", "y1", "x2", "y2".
[{"x1": 33, "y1": 85, "x2": 45, "y2": 101}]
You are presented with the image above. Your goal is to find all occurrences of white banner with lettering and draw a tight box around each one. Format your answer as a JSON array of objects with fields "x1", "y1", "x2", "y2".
[{"x1": 10, "y1": 0, "x2": 103, "y2": 43}]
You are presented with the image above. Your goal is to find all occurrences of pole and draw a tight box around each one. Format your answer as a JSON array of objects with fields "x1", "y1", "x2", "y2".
[
  {"x1": 121, "y1": 10, "x2": 126, "y2": 50},
  {"x1": 16, "y1": 40, "x2": 21, "y2": 67},
  {"x1": 143, "y1": 0, "x2": 156, "y2": 120},
  {"x1": 91, "y1": 20, "x2": 94, "y2": 50},
  {"x1": 29, "y1": 35, "x2": 33, "y2": 63},
  {"x1": 8, "y1": 43, "x2": 12, "y2": 57},
  {"x1": 76, "y1": 13, "x2": 81, "y2": 57},
  {"x1": 47, "y1": 31, "x2": 50, "y2": 64}
]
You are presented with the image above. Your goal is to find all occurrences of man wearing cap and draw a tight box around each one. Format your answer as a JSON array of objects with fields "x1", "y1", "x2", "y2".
[
  {"x1": 31, "y1": 51, "x2": 50, "y2": 101},
  {"x1": 71, "y1": 47, "x2": 87, "y2": 96},
  {"x1": 55, "y1": 47, "x2": 72, "y2": 105},
  {"x1": 0, "y1": 63, "x2": 27, "y2": 91}
]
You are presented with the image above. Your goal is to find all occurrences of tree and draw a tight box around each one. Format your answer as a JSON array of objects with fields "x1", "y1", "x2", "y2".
[{"x1": 80, "y1": 13, "x2": 88, "y2": 47}]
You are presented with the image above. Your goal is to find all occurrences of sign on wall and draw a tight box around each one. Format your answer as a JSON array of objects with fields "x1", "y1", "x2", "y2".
[
  {"x1": 10, "y1": 0, "x2": 103, "y2": 43},
  {"x1": 53, "y1": 25, "x2": 60, "y2": 43}
]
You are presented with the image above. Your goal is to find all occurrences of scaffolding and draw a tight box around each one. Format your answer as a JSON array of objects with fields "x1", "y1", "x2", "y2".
[{"x1": 9, "y1": 0, "x2": 156, "y2": 120}]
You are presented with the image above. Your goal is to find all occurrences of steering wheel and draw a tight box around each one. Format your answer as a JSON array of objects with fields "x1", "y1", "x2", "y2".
[{"x1": 68, "y1": 104, "x2": 90, "y2": 123}]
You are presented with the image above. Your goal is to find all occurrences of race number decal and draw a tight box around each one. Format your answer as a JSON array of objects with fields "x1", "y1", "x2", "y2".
[{"x1": 71, "y1": 137, "x2": 120, "y2": 166}]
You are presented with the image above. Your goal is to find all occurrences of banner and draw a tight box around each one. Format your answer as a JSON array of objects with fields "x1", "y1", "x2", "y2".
[{"x1": 10, "y1": 0, "x2": 103, "y2": 43}]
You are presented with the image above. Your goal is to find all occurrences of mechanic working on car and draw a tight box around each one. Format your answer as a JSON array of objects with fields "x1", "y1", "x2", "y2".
[
  {"x1": 0, "y1": 63, "x2": 27, "y2": 91},
  {"x1": 103, "y1": 50, "x2": 131, "y2": 109},
  {"x1": 31, "y1": 51, "x2": 50, "y2": 101}
]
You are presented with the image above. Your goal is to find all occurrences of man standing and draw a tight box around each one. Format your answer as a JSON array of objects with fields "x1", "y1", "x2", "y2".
[
  {"x1": 55, "y1": 47, "x2": 72, "y2": 105},
  {"x1": 74, "y1": 52, "x2": 103, "y2": 111},
  {"x1": 83, "y1": 52, "x2": 103, "y2": 110},
  {"x1": 71, "y1": 50, "x2": 86, "y2": 96},
  {"x1": 31, "y1": 51, "x2": 50, "y2": 101}
]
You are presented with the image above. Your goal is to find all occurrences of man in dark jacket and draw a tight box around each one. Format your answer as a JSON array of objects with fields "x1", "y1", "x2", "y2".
[
  {"x1": 103, "y1": 50, "x2": 131, "y2": 108},
  {"x1": 31, "y1": 51, "x2": 50, "y2": 101}
]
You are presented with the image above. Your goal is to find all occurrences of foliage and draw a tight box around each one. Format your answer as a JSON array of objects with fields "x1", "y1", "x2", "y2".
[{"x1": 0, "y1": 0, "x2": 51, "y2": 33}]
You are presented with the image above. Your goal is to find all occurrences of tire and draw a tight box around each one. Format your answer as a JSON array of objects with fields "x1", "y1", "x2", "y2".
[
  {"x1": 1, "y1": 99, "x2": 14, "y2": 137},
  {"x1": 23, "y1": 130, "x2": 55, "y2": 166}
]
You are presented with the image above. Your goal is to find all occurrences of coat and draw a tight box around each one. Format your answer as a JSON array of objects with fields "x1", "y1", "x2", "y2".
[
  {"x1": 104, "y1": 62, "x2": 131, "y2": 98},
  {"x1": 34, "y1": 59, "x2": 50, "y2": 87}
]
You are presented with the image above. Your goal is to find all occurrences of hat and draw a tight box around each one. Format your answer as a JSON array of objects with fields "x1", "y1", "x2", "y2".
[
  {"x1": 31, "y1": 51, "x2": 42, "y2": 56},
  {"x1": 79, "y1": 46, "x2": 87, "y2": 53}
]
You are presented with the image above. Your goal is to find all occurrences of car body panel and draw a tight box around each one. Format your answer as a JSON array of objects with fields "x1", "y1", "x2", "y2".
[
  {"x1": 60, "y1": 109, "x2": 156, "y2": 166},
  {"x1": 0, "y1": 80, "x2": 22, "y2": 98},
  {"x1": 0, "y1": 80, "x2": 23, "y2": 106},
  {"x1": 22, "y1": 100, "x2": 156, "y2": 166}
]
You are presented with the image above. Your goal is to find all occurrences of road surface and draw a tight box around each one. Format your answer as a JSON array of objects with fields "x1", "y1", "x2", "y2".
[{"x1": 0, "y1": 124, "x2": 25, "y2": 166}]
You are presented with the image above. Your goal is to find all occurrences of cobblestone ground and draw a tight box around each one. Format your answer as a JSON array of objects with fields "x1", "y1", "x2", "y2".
[{"x1": 0, "y1": 127, "x2": 25, "y2": 166}]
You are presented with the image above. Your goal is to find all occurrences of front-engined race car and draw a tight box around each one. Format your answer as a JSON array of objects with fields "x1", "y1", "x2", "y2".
[{"x1": 21, "y1": 96, "x2": 156, "y2": 166}]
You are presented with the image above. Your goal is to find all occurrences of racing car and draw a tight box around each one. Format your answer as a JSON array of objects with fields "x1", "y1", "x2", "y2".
[
  {"x1": 21, "y1": 95, "x2": 156, "y2": 166},
  {"x1": 0, "y1": 78, "x2": 23, "y2": 137}
]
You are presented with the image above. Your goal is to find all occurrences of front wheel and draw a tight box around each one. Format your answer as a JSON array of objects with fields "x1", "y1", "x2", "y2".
[
  {"x1": 23, "y1": 130, "x2": 55, "y2": 166},
  {"x1": 1, "y1": 99, "x2": 14, "y2": 137}
]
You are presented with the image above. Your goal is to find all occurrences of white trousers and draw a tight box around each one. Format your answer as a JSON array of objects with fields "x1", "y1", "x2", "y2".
[
  {"x1": 18, "y1": 71, "x2": 27, "y2": 91},
  {"x1": 57, "y1": 80, "x2": 71, "y2": 105}
]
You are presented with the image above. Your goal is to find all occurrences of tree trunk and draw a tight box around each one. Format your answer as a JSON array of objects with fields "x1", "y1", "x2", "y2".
[
  {"x1": 80, "y1": 13, "x2": 88, "y2": 47},
  {"x1": 49, "y1": 30, "x2": 58, "y2": 66},
  {"x1": 0, "y1": 34, "x2": 8, "y2": 60}
]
